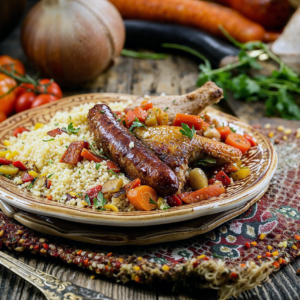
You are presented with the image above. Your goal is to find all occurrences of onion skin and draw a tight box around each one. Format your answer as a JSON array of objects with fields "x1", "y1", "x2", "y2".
[{"x1": 21, "y1": 0, "x2": 125, "y2": 87}]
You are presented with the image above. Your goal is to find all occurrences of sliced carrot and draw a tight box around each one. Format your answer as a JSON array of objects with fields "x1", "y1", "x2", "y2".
[
  {"x1": 181, "y1": 183, "x2": 225, "y2": 204},
  {"x1": 127, "y1": 185, "x2": 158, "y2": 211},
  {"x1": 201, "y1": 121, "x2": 211, "y2": 131},
  {"x1": 216, "y1": 126, "x2": 231, "y2": 140},
  {"x1": 173, "y1": 113, "x2": 203, "y2": 130},
  {"x1": 244, "y1": 134, "x2": 257, "y2": 147},
  {"x1": 125, "y1": 107, "x2": 147, "y2": 127},
  {"x1": 225, "y1": 133, "x2": 251, "y2": 154},
  {"x1": 141, "y1": 101, "x2": 153, "y2": 111},
  {"x1": 81, "y1": 148, "x2": 105, "y2": 163}
]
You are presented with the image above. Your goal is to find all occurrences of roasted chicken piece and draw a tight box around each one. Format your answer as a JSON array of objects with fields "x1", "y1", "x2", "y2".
[
  {"x1": 134, "y1": 126, "x2": 242, "y2": 192},
  {"x1": 130, "y1": 81, "x2": 223, "y2": 124}
]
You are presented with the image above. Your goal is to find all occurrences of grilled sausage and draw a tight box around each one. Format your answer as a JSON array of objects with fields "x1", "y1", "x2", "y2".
[{"x1": 88, "y1": 104, "x2": 179, "y2": 197}]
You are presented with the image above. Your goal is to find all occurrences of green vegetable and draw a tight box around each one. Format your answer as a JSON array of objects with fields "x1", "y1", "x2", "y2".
[
  {"x1": 121, "y1": 49, "x2": 168, "y2": 60},
  {"x1": 95, "y1": 163, "x2": 101, "y2": 170},
  {"x1": 43, "y1": 138, "x2": 55, "y2": 142},
  {"x1": 194, "y1": 157, "x2": 217, "y2": 168},
  {"x1": 47, "y1": 173, "x2": 54, "y2": 179},
  {"x1": 162, "y1": 29, "x2": 300, "y2": 120},
  {"x1": 229, "y1": 127, "x2": 237, "y2": 133},
  {"x1": 27, "y1": 178, "x2": 37, "y2": 189},
  {"x1": 129, "y1": 117, "x2": 148, "y2": 132},
  {"x1": 94, "y1": 191, "x2": 106, "y2": 209},
  {"x1": 84, "y1": 194, "x2": 91, "y2": 206},
  {"x1": 149, "y1": 197, "x2": 157, "y2": 205},
  {"x1": 62, "y1": 122, "x2": 80, "y2": 135},
  {"x1": 180, "y1": 123, "x2": 195, "y2": 139},
  {"x1": 108, "y1": 169, "x2": 119, "y2": 178}
]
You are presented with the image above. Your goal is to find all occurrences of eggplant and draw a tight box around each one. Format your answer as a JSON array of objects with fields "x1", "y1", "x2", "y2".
[{"x1": 124, "y1": 20, "x2": 240, "y2": 67}]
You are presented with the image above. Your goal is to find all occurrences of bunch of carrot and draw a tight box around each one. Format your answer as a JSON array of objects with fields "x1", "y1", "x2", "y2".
[{"x1": 109, "y1": 0, "x2": 290, "y2": 43}]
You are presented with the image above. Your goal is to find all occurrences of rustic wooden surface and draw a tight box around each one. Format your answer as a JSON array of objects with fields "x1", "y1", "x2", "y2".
[{"x1": 1, "y1": 1, "x2": 300, "y2": 300}]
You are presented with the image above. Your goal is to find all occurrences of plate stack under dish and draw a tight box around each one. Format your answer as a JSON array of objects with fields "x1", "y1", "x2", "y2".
[{"x1": 0, "y1": 94, "x2": 277, "y2": 246}]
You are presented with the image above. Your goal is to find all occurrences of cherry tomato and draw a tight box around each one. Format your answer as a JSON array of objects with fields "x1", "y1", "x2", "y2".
[
  {"x1": 15, "y1": 83, "x2": 35, "y2": 98},
  {"x1": 0, "y1": 55, "x2": 25, "y2": 75},
  {"x1": 13, "y1": 127, "x2": 29, "y2": 137},
  {"x1": 15, "y1": 92, "x2": 37, "y2": 113},
  {"x1": 0, "y1": 111, "x2": 7, "y2": 123},
  {"x1": 0, "y1": 74, "x2": 17, "y2": 115},
  {"x1": 38, "y1": 79, "x2": 62, "y2": 99},
  {"x1": 31, "y1": 94, "x2": 58, "y2": 108}
]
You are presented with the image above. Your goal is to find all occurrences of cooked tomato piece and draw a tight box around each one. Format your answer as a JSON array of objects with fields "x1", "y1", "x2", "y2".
[
  {"x1": 47, "y1": 128, "x2": 65, "y2": 137},
  {"x1": 21, "y1": 172, "x2": 34, "y2": 183},
  {"x1": 244, "y1": 134, "x2": 257, "y2": 146},
  {"x1": 208, "y1": 170, "x2": 231, "y2": 186},
  {"x1": 60, "y1": 141, "x2": 87, "y2": 164},
  {"x1": 140, "y1": 101, "x2": 153, "y2": 111},
  {"x1": 125, "y1": 107, "x2": 147, "y2": 127},
  {"x1": 84, "y1": 185, "x2": 103, "y2": 205},
  {"x1": 123, "y1": 179, "x2": 141, "y2": 191},
  {"x1": 173, "y1": 113, "x2": 203, "y2": 130},
  {"x1": 12, "y1": 161, "x2": 27, "y2": 171},
  {"x1": 166, "y1": 194, "x2": 182, "y2": 207},
  {"x1": 0, "y1": 158, "x2": 13, "y2": 165},
  {"x1": 81, "y1": 148, "x2": 105, "y2": 163},
  {"x1": 13, "y1": 126, "x2": 29, "y2": 137},
  {"x1": 46, "y1": 179, "x2": 51, "y2": 189},
  {"x1": 106, "y1": 161, "x2": 121, "y2": 173}
]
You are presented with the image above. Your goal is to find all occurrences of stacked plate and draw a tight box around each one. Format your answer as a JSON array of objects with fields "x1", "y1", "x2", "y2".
[{"x1": 0, "y1": 94, "x2": 277, "y2": 246}]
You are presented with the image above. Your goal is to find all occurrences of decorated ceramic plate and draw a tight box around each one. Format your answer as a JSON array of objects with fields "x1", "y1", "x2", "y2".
[
  {"x1": 0, "y1": 93, "x2": 277, "y2": 227},
  {"x1": 0, "y1": 185, "x2": 268, "y2": 245}
]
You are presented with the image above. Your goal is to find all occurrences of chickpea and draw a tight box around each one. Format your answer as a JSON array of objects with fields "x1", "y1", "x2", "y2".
[{"x1": 203, "y1": 126, "x2": 221, "y2": 141}]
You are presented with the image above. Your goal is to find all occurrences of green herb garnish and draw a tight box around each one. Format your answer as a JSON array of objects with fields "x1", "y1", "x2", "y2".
[
  {"x1": 121, "y1": 49, "x2": 168, "y2": 60},
  {"x1": 229, "y1": 127, "x2": 237, "y2": 133},
  {"x1": 149, "y1": 198, "x2": 157, "y2": 205},
  {"x1": 54, "y1": 123, "x2": 59, "y2": 126},
  {"x1": 108, "y1": 169, "x2": 119, "y2": 178},
  {"x1": 84, "y1": 194, "x2": 91, "y2": 206},
  {"x1": 163, "y1": 29, "x2": 300, "y2": 120},
  {"x1": 129, "y1": 117, "x2": 148, "y2": 133},
  {"x1": 47, "y1": 160, "x2": 53, "y2": 164},
  {"x1": 94, "y1": 191, "x2": 106, "y2": 209},
  {"x1": 47, "y1": 173, "x2": 54, "y2": 179},
  {"x1": 179, "y1": 123, "x2": 195, "y2": 139},
  {"x1": 164, "y1": 107, "x2": 169, "y2": 111},
  {"x1": 27, "y1": 178, "x2": 37, "y2": 189},
  {"x1": 194, "y1": 157, "x2": 217, "y2": 168},
  {"x1": 43, "y1": 138, "x2": 55, "y2": 142},
  {"x1": 89, "y1": 142, "x2": 108, "y2": 160},
  {"x1": 99, "y1": 111, "x2": 105, "y2": 114},
  {"x1": 95, "y1": 163, "x2": 101, "y2": 170},
  {"x1": 62, "y1": 122, "x2": 80, "y2": 135}
]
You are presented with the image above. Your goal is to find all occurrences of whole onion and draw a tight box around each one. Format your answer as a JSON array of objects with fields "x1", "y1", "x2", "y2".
[{"x1": 21, "y1": 0, "x2": 125, "y2": 86}]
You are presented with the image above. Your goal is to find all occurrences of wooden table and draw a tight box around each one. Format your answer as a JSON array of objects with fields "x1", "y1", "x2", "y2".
[{"x1": 1, "y1": 2, "x2": 300, "y2": 300}]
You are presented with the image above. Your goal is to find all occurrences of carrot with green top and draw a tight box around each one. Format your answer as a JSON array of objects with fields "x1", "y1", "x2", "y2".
[
  {"x1": 180, "y1": 182, "x2": 225, "y2": 204},
  {"x1": 127, "y1": 185, "x2": 158, "y2": 211}
]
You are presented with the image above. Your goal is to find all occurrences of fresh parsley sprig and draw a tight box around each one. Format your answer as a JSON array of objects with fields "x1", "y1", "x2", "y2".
[
  {"x1": 94, "y1": 191, "x2": 106, "y2": 210},
  {"x1": 129, "y1": 118, "x2": 148, "y2": 133},
  {"x1": 162, "y1": 29, "x2": 300, "y2": 120},
  {"x1": 179, "y1": 123, "x2": 195, "y2": 139},
  {"x1": 62, "y1": 122, "x2": 80, "y2": 135},
  {"x1": 149, "y1": 197, "x2": 157, "y2": 205}
]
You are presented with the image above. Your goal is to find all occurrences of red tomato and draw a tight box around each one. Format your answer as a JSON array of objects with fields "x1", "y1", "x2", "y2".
[
  {"x1": 125, "y1": 107, "x2": 147, "y2": 127},
  {"x1": 244, "y1": 134, "x2": 257, "y2": 147},
  {"x1": 216, "y1": 126, "x2": 232, "y2": 140},
  {"x1": 15, "y1": 92, "x2": 37, "y2": 113},
  {"x1": 15, "y1": 83, "x2": 35, "y2": 98},
  {"x1": 31, "y1": 94, "x2": 58, "y2": 108},
  {"x1": 0, "y1": 74, "x2": 17, "y2": 115},
  {"x1": 0, "y1": 55, "x2": 25, "y2": 75},
  {"x1": 166, "y1": 195, "x2": 182, "y2": 207},
  {"x1": 38, "y1": 79, "x2": 62, "y2": 99},
  {"x1": 13, "y1": 127, "x2": 29, "y2": 137},
  {"x1": 0, "y1": 111, "x2": 7, "y2": 123},
  {"x1": 84, "y1": 185, "x2": 103, "y2": 205}
]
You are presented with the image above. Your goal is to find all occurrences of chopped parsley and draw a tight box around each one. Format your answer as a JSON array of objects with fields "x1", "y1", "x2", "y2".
[
  {"x1": 108, "y1": 169, "x2": 119, "y2": 178},
  {"x1": 194, "y1": 157, "x2": 217, "y2": 168},
  {"x1": 164, "y1": 107, "x2": 169, "y2": 111},
  {"x1": 47, "y1": 160, "x2": 53, "y2": 164},
  {"x1": 179, "y1": 123, "x2": 195, "y2": 139},
  {"x1": 230, "y1": 126, "x2": 237, "y2": 133},
  {"x1": 172, "y1": 100, "x2": 176, "y2": 103},
  {"x1": 149, "y1": 198, "x2": 157, "y2": 205},
  {"x1": 54, "y1": 123, "x2": 59, "y2": 126},
  {"x1": 62, "y1": 122, "x2": 80, "y2": 135},
  {"x1": 43, "y1": 138, "x2": 55, "y2": 142},
  {"x1": 89, "y1": 143, "x2": 108, "y2": 160},
  {"x1": 99, "y1": 110, "x2": 105, "y2": 114},
  {"x1": 94, "y1": 191, "x2": 106, "y2": 210},
  {"x1": 95, "y1": 163, "x2": 101, "y2": 170},
  {"x1": 129, "y1": 117, "x2": 148, "y2": 133},
  {"x1": 0, "y1": 173, "x2": 10, "y2": 179},
  {"x1": 47, "y1": 173, "x2": 54, "y2": 179},
  {"x1": 84, "y1": 194, "x2": 91, "y2": 206},
  {"x1": 65, "y1": 145, "x2": 68, "y2": 148},
  {"x1": 27, "y1": 178, "x2": 37, "y2": 189}
]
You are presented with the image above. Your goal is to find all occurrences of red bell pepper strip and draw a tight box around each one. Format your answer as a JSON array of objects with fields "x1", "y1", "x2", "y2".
[
  {"x1": 21, "y1": 172, "x2": 34, "y2": 183},
  {"x1": 12, "y1": 161, "x2": 27, "y2": 171},
  {"x1": 208, "y1": 170, "x2": 231, "y2": 186},
  {"x1": 0, "y1": 158, "x2": 13, "y2": 165},
  {"x1": 166, "y1": 195, "x2": 182, "y2": 207}
]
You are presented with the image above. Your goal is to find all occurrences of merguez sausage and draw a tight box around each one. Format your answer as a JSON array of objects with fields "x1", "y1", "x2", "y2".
[
  {"x1": 88, "y1": 104, "x2": 179, "y2": 197},
  {"x1": 108, "y1": 0, "x2": 265, "y2": 43}
]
